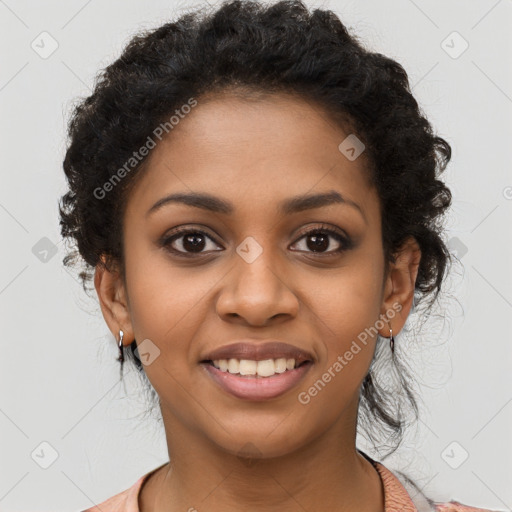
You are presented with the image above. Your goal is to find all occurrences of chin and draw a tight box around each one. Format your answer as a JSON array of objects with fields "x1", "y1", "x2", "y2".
[{"x1": 204, "y1": 421, "x2": 313, "y2": 462}]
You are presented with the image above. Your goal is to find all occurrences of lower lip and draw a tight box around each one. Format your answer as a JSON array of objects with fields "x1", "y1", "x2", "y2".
[{"x1": 201, "y1": 361, "x2": 313, "y2": 401}]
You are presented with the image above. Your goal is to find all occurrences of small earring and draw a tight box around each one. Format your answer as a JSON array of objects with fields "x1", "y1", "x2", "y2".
[
  {"x1": 388, "y1": 326, "x2": 395, "y2": 354},
  {"x1": 117, "y1": 330, "x2": 125, "y2": 364}
]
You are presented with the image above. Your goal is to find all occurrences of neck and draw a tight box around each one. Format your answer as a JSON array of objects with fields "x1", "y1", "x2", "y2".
[{"x1": 140, "y1": 403, "x2": 385, "y2": 512}]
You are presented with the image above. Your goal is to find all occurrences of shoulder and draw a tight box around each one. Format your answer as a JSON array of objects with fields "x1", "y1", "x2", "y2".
[
  {"x1": 79, "y1": 482, "x2": 139, "y2": 512},
  {"x1": 368, "y1": 456, "x2": 502, "y2": 512},
  {"x1": 394, "y1": 466, "x2": 504, "y2": 512},
  {"x1": 79, "y1": 485, "x2": 132, "y2": 511},
  {"x1": 434, "y1": 501, "x2": 505, "y2": 512},
  {"x1": 78, "y1": 463, "x2": 167, "y2": 512}
]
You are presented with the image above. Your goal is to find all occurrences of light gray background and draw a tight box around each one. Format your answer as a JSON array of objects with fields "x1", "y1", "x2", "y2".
[{"x1": 1, "y1": 0, "x2": 511, "y2": 511}]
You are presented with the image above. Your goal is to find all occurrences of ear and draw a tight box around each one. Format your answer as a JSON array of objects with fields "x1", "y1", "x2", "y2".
[
  {"x1": 378, "y1": 236, "x2": 421, "y2": 337},
  {"x1": 94, "y1": 256, "x2": 134, "y2": 347}
]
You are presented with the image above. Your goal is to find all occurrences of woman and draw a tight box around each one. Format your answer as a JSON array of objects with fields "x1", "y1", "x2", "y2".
[{"x1": 59, "y1": 0, "x2": 500, "y2": 510}]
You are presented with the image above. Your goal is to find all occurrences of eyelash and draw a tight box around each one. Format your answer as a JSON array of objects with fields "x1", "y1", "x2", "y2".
[{"x1": 160, "y1": 224, "x2": 353, "y2": 258}]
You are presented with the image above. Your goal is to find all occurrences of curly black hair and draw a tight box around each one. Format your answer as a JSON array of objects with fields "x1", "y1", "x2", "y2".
[{"x1": 59, "y1": 0, "x2": 453, "y2": 458}]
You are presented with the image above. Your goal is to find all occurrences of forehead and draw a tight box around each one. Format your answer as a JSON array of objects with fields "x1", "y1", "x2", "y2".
[{"x1": 126, "y1": 92, "x2": 378, "y2": 221}]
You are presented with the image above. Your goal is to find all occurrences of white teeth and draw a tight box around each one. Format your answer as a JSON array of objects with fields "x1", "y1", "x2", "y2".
[
  {"x1": 256, "y1": 359, "x2": 275, "y2": 377},
  {"x1": 211, "y1": 357, "x2": 302, "y2": 377},
  {"x1": 274, "y1": 358, "x2": 287, "y2": 373},
  {"x1": 239, "y1": 359, "x2": 257, "y2": 375},
  {"x1": 227, "y1": 358, "x2": 239, "y2": 374}
]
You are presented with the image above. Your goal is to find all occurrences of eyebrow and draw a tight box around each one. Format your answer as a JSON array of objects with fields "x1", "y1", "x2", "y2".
[{"x1": 146, "y1": 190, "x2": 367, "y2": 224}]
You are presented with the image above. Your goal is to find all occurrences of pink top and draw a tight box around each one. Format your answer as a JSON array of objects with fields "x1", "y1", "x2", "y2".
[{"x1": 80, "y1": 457, "x2": 501, "y2": 512}]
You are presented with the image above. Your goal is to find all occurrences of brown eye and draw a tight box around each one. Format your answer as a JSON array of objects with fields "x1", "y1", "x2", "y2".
[
  {"x1": 161, "y1": 228, "x2": 223, "y2": 256},
  {"x1": 291, "y1": 226, "x2": 352, "y2": 255}
]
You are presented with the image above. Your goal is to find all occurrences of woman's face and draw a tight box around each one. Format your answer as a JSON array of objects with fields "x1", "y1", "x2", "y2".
[{"x1": 97, "y1": 92, "x2": 418, "y2": 459}]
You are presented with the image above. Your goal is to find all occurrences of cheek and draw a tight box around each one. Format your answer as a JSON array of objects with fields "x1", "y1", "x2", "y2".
[
  {"x1": 291, "y1": 279, "x2": 381, "y2": 440},
  {"x1": 308, "y1": 255, "x2": 383, "y2": 375},
  {"x1": 123, "y1": 241, "x2": 214, "y2": 363},
  {"x1": 123, "y1": 250, "x2": 218, "y2": 422}
]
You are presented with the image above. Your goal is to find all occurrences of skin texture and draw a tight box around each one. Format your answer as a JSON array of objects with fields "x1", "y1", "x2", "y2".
[{"x1": 94, "y1": 92, "x2": 421, "y2": 512}]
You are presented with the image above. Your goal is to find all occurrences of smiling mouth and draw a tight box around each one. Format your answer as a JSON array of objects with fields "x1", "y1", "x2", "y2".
[
  {"x1": 200, "y1": 358, "x2": 311, "y2": 378},
  {"x1": 199, "y1": 357, "x2": 313, "y2": 401}
]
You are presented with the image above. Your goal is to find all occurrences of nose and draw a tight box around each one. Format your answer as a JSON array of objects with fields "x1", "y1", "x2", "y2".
[{"x1": 215, "y1": 250, "x2": 299, "y2": 327}]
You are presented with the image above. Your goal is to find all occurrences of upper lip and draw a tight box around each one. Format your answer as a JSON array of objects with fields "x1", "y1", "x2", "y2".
[{"x1": 200, "y1": 340, "x2": 314, "y2": 365}]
